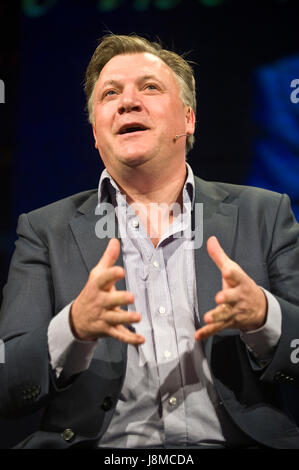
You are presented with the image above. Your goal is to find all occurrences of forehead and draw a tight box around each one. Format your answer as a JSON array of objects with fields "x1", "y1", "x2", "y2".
[{"x1": 97, "y1": 52, "x2": 178, "y2": 87}]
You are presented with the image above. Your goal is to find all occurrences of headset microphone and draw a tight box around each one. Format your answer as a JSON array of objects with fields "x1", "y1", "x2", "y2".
[{"x1": 175, "y1": 133, "x2": 188, "y2": 140}]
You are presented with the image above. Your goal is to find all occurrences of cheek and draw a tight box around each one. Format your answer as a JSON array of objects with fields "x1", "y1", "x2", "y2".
[
  {"x1": 154, "y1": 98, "x2": 186, "y2": 124},
  {"x1": 94, "y1": 102, "x2": 116, "y2": 128},
  {"x1": 159, "y1": 113, "x2": 185, "y2": 136}
]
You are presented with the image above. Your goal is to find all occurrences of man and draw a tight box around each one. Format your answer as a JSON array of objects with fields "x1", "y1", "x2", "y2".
[{"x1": 0, "y1": 34, "x2": 299, "y2": 449}]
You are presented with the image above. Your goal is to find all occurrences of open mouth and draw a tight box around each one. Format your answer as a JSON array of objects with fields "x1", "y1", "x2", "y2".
[{"x1": 118, "y1": 124, "x2": 148, "y2": 135}]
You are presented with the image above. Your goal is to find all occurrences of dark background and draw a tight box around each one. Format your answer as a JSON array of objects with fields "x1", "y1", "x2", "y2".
[{"x1": 0, "y1": 0, "x2": 298, "y2": 448}]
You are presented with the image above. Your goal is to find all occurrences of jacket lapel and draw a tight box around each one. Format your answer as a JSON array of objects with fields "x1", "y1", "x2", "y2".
[
  {"x1": 69, "y1": 191, "x2": 128, "y2": 367},
  {"x1": 193, "y1": 177, "x2": 239, "y2": 362},
  {"x1": 69, "y1": 192, "x2": 126, "y2": 292}
]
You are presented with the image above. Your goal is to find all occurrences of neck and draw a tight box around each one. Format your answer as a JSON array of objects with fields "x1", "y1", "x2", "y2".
[
  {"x1": 107, "y1": 159, "x2": 187, "y2": 207},
  {"x1": 108, "y1": 160, "x2": 188, "y2": 247}
]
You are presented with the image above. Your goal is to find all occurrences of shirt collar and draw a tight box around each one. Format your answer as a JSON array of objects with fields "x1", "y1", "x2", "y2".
[{"x1": 97, "y1": 162, "x2": 195, "y2": 207}]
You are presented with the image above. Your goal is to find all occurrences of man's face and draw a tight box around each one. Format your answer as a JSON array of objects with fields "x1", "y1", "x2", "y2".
[{"x1": 92, "y1": 52, "x2": 195, "y2": 175}]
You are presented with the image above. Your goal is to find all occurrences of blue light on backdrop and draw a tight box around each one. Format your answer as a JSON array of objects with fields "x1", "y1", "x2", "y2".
[{"x1": 247, "y1": 56, "x2": 299, "y2": 220}]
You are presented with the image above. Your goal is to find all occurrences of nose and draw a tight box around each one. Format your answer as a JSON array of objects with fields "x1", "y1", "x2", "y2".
[{"x1": 118, "y1": 87, "x2": 142, "y2": 115}]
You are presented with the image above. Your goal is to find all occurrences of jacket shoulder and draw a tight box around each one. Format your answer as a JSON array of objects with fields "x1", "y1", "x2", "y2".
[
  {"x1": 21, "y1": 189, "x2": 98, "y2": 231},
  {"x1": 194, "y1": 175, "x2": 285, "y2": 205}
]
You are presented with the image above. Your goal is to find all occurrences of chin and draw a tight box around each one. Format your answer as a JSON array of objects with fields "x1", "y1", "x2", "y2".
[{"x1": 119, "y1": 152, "x2": 152, "y2": 168}]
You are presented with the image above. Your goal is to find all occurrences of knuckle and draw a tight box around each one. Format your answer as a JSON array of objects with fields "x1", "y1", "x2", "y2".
[
  {"x1": 223, "y1": 267, "x2": 233, "y2": 278},
  {"x1": 90, "y1": 265, "x2": 98, "y2": 276},
  {"x1": 89, "y1": 267, "x2": 99, "y2": 281},
  {"x1": 114, "y1": 266, "x2": 125, "y2": 277}
]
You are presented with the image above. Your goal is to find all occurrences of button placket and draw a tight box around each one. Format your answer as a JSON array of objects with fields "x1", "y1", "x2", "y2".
[{"x1": 148, "y1": 249, "x2": 181, "y2": 419}]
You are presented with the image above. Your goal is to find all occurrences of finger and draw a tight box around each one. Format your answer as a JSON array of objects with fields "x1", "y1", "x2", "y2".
[
  {"x1": 195, "y1": 319, "x2": 233, "y2": 341},
  {"x1": 222, "y1": 266, "x2": 243, "y2": 287},
  {"x1": 204, "y1": 303, "x2": 234, "y2": 323},
  {"x1": 102, "y1": 290, "x2": 134, "y2": 309},
  {"x1": 97, "y1": 238, "x2": 121, "y2": 271},
  {"x1": 109, "y1": 324, "x2": 145, "y2": 345},
  {"x1": 207, "y1": 236, "x2": 230, "y2": 272},
  {"x1": 102, "y1": 309, "x2": 141, "y2": 325},
  {"x1": 96, "y1": 266, "x2": 125, "y2": 290},
  {"x1": 215, "y1": 287, "x2": 240, "y2": 305}
]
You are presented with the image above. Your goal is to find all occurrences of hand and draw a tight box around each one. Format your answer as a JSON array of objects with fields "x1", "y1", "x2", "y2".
[
  {"x1": 195, "y1": 236, "x2": 267, "y2": 341},
  {"x1": 70, "y1": 238, "x2": 145, "y2": 345}
]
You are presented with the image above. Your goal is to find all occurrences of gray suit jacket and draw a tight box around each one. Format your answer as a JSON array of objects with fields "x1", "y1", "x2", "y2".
[{"x1": 1, "y1": 176, "x2": 299, "y2": 449}]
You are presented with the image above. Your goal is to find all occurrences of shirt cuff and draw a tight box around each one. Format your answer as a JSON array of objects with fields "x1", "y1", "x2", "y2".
[
  {"x1": 48, "y1": 302, "x2": 98, "y2": 379},
  {"x1": 240, "y1": 288, "x2": 282, "y2": 361}
]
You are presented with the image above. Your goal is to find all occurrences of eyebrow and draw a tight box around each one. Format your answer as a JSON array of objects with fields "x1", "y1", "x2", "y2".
[{"x1": 101, "y1": 75, "x2": 164, "y2": 89}]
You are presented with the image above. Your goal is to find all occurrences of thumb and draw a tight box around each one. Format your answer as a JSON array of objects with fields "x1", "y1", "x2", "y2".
[
  {"x1": 207, "y1": 236, "x2": 230, "y2": 272},
  {"x1": 97, "y1": 238, "x2": 121, "y2": 270}
]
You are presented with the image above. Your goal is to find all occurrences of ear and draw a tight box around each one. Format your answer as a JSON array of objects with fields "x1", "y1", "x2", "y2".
[
  {"x1": 185, "y1": 106, "x2": 196, "y2": 136},
  {"x1": 92, "y1": 124, "x2": 98, "y2": 149}
]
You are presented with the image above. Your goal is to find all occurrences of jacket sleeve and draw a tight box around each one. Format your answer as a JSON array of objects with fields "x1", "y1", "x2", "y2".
[
  {"x1": 259, "y1": 194, "x2": 299, "y2": 386},
  {"x1": 0, "y1": 213, "x2": 70, "y2": 418}
]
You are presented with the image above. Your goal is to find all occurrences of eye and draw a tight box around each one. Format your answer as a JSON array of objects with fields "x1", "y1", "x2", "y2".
[
  {"x1": 145, "y1": 84, "x2": 158, "y2": 91},
  {"x1": 103, "y1": 89, "x2": 117, "y2": 98}
]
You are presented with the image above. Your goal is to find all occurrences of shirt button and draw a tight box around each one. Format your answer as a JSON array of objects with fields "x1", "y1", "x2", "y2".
[
  {"x1": 164, "y1": 350, "x2": 171, "y2": 359},
  {"x1": 153, "y1": 260, "x2": 159, "y2": 269},
  {"x1": 169, "y1": 397, "x2": 177, "y2": 406},
  {"x1": 131, "y1": 219, "x2": 139, "y2": 229},
  {"x1": 158, "y1": 306, "x2": 166, "y2": 315}
]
